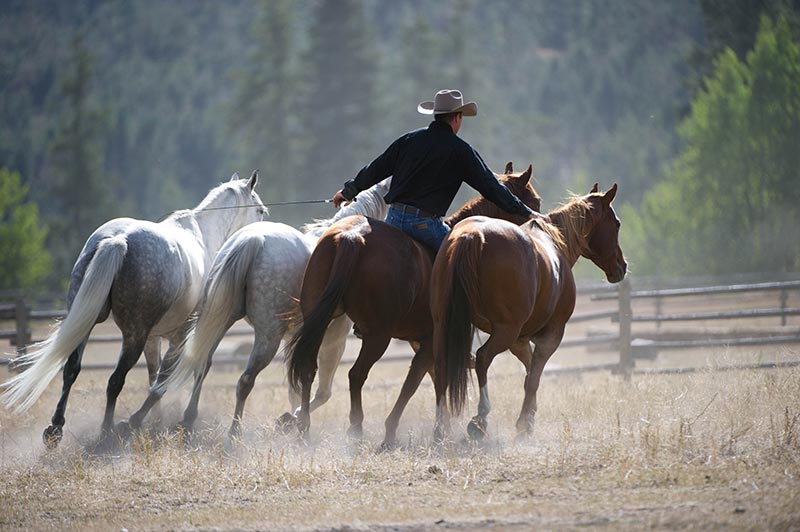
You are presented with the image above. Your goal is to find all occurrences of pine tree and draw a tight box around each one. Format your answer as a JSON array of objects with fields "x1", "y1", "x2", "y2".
[
  {"x1": 631, "y1": 16, "x2": 800, "y2": 275},
  {"x1": 230, "y1": 0, "x2": 300, "y2": 200},
  {"x1": 44, "y1": 34, "x2": 115, "y2": 288},
  {"x1": 300, "y1": 0, "x2": 378, "y2": 196},
  {"x1": 0, "y1": 168, "x2": 51, "y2": 289}
]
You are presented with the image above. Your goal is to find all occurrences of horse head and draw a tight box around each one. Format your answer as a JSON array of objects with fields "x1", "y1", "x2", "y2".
[
  {"x1": 446, "y1": 162, "x2": 541, "y2": 227},
  {"x1": 499, "y1": 162, "x2": 542, "y2": 217},
  {"x1": 581, "y1": 183, "x2": 627, "y2": 283},
  {"x1": 228, "y1": 170, "x2": 268, "y2": 226}
]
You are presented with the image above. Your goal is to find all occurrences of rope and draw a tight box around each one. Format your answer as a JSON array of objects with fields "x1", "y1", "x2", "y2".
[
  {"x1": 198, "y1": 198, "x2": 333, "y2": 213},
  {"x1": 156, "y1": 198, "x2": 334, "y2": 222}
]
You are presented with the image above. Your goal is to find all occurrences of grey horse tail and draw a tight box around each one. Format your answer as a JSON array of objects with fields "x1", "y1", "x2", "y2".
[
  {"x1": 286, "y1": 234, "x2": 362, "y2": 395},
  {"x1": 1, "y1": 235, "x2": 127, "y2": 413},
  {"x1": 436, "y1": 233, "x2": 480, "y2": 417},
  {"x1": 161, "y1": 231, "x2": 260, "y2": 393}
]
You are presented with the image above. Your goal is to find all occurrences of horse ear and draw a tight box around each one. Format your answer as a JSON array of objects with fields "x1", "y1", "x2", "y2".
[
  {"x1": 504, "y1": 161, "x2": 514, "y2": 174},
  {"x1": 247, "y1": 169, "x2": 259, "y2": 191},
  {"x1": 603, "y1": 183, "x2": 618, "y2": 204},
  {"x1": 230, "y1": 172, "x2": 240, "y2": 182},
  {"x1": 521, "y1": 164, "x2": 533, "y2": 183},
  {"x1": 589, "y1": 183, "x2": 599, "y2": 193}
]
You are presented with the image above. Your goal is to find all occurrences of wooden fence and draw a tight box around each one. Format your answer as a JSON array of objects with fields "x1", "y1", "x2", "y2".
[{"x1": 2, "y1": 278, "x2": 800, "y2": 378}]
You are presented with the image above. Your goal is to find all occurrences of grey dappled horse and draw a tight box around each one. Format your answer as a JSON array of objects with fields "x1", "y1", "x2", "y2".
[
  {"x1": 1, "y1": 171, "x2": 266, "y2": 448},
  {"x1": 124, "y1": 179, "x2": 392, "y2": 437}
]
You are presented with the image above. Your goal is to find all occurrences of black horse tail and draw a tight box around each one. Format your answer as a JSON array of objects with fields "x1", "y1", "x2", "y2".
[
  {"x1": 286, "y1": 233, "x2": 363, "y2": 394},
  {"x1": 437, "y1": 233, "x2": 482, "y2": 416}
]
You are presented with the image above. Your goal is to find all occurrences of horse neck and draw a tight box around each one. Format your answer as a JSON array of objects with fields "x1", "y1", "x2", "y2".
[
  {"x1": 304, "y1": 181, "x2": 390, "y2": 239},
  {"x1": 547, "y1": 201, "x2": 593, "y2": 267},
  {"x1": 164, "y1": 209, "x2": 231, "y2": 264},
  {"x1": 191, "y1": 188, "x2": 249, "y2": 259},
  {"x1": 445, "y1": 197, "x2": 527, "y2": 227}
]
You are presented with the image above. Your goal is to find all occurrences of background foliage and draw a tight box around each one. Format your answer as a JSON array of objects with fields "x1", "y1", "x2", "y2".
[{"x1": 0, "y1": 0, "x2": 798, "y2": 289}]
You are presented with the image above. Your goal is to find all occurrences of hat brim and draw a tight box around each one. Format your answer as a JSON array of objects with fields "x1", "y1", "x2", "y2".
[{"x1": 417, "y1": 101, "x2": 478, "y2": 117}]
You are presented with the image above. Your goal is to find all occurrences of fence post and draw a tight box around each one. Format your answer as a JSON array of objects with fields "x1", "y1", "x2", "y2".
[
  {"x1": 618, "y1": 277, "x2": 633, "y2": 381},
  {"x1": 780, "y1": 288, "x2": 788, "y2": 326},
  {"x1": 14, "y1": 298, "x2": 31, "y2": 372}
]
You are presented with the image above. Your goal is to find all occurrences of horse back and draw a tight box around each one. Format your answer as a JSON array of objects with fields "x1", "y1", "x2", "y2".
[
  {"x1": 438, "y1": 217, "x2": 575, "y2": 337},
  {"x1": 69, "y1": 218, "x2": 205, "y2": 335},
  {"x1": 304, "y1": 215, "x2": 434, "y2": 339},
  {"x1": 241, "y1": 222, "x2": 312, "y2": 321}
]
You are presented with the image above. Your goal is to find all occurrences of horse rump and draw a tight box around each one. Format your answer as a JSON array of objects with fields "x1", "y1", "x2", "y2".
[
  {"x1": 286, "y1": 231, "x2": 364, "y2": 394},
  {"x1": 434, "y1": 233, "x2": 482, "y2": 416}
]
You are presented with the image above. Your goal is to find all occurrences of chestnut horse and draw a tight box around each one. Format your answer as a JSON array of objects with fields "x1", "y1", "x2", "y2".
[
  {"x1": 431, "y1": 184, "x2": 626, "y2": 442},
  {"x1": 286, "y1": 163, "x2": 541, "y2": 448}
]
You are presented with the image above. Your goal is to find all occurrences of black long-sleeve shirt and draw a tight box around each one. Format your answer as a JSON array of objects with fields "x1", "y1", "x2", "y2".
[{"x1": 341, "y1": 121, "x2": 534, "y2": 218}]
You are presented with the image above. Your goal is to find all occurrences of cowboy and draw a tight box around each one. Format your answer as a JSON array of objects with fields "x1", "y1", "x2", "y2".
[{"x1": 332, "y1": 89, "x2": 540, "y2": 252}]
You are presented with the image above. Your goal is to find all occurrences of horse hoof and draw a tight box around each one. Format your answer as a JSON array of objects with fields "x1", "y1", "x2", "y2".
[
  {"x1": 433, "y1": 427, "x2": 446, "y2": 446},
  {"x1": 173, "y1": 420, "x2": 193, "y2": 434},
  {"x1": 346, "y1": 424, "x2": 363, "y2": 441},
  {"x1": 275, "y1": 412, "x2": 298, "y2": 434},
  {"x1": 43, "y1": 425, "x2": 63, "y2": 449},
  {"x1": 514, "y1": 430, "x2": 533, "y2": 444},
  {"x1": 377, "y1": 439, "x2": 398, "y2": 453},
  {"x1": 467, "y1": 416, "x2": 487, "y2": 441},
  {"x1": 115, "y1": 420, "x2": 134, "y2": 440},
  {"x1": 228, "y1": 423, "x2": 242, "y2": 440}
]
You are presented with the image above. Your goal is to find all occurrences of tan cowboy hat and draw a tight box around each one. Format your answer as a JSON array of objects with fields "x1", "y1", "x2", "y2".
[{"x1": 417, "y1": 89, "x2": 478, "y2": 116}]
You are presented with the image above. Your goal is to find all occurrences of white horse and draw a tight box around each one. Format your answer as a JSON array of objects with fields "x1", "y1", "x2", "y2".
[
  {"x1": 1, "y1": 171, "x2": 266, "y2": 448},
  {"x1": 123, "y1": 179, "x2": 392, "y2": 437}
]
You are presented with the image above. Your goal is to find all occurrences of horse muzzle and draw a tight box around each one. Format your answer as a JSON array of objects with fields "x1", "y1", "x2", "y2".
[{"x1": 606, "y1": 261, "x2": 627, "y2": 283}]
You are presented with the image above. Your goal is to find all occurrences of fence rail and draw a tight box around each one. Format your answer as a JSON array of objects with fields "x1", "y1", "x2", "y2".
[{"x1": 2, "y1": 277, "x2": 799, "y2": 377}]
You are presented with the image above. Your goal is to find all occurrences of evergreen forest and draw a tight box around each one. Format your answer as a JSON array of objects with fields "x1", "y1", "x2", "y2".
[{"x1": 1, "y1": 0, "x2": 799, "y2": 290}]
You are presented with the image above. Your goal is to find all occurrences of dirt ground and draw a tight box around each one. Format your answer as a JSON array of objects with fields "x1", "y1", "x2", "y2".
[
  {"x1": 1, "y1": 288, "x2": 799, "y2": 531},
  {"x1": 1, "y1": 340, "x2": 799, "y2": 531}
]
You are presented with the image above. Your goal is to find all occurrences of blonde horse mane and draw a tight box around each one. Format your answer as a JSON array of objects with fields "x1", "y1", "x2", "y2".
[{"x1": 530, "y1": 194, "x2": 597, "y2": 264}]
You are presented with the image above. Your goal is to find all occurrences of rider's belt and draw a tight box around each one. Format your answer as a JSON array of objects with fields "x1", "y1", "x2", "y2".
[{"x1": 390, "y1": 202, "x2": 439, "y2": 218}]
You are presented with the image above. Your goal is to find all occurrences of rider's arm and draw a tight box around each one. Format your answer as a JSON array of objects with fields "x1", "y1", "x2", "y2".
[
  {"x1": 461, "y1": 145, "x2": 533, "y2": 217},
  {"x1": 341, "y1": 136, "x2": 403, "y2": 201}
]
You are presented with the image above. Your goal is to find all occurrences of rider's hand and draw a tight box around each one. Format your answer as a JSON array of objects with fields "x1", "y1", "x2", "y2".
[
  {"x1": 529, "y1": 211, "x2": 551, "y2": 224},
  {"x1": 528, "y1": 211, "x2": 553, "y2": 229},
  {"x1": 332, "y1": 190, "x2": 351, "y2": 209}
]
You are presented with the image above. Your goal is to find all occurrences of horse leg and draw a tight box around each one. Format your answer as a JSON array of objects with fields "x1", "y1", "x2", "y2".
[
  {"x1": 280, "y1": 316, "x2": 349, "y2": 433},
  {"x1": 143, "y1": 336, "x2": 162, "y2": 387},
  {"x1": 181, "y1": 321, "x2": 235, "y2": 432},
  {"x1": 381, "y1": 338, "x2": 432, "y2": 450},
  {"x1": 124, "y1": 330, "x2": 188, "y2": 432},
  {"x1": 119, "y1": 336, "x2": 163, "y2": 432},
  {"x1": 179, "y1": 354, "x2": 214, "y2": 433},
  {"x1": 432, "y1": 374, "x2": 450, "y2": 445},
  {"x1": 468, "y1": 324, "x2": 520, "y2": 441},
  {"x1": 514, "y1": 330, "x2": 563, "y2": 440},
  {"x1": 295, "y1": 362, "x2": 316, "y2": 437},
  {"x1": 347, "y1": 334, "x2": 392, "y2": 440},
  {"x1": 309, "y1": 314, "x2": 349, "y2": 413},
  {"x1": 101, "y1": 334, "x2": 147, "y2": 437},
  {"x1": 230, "y1": 333, "x2": 283, "y2": 438},
  {"x1": 43, "y1": 342, "x2": 87, "y2": 449}
]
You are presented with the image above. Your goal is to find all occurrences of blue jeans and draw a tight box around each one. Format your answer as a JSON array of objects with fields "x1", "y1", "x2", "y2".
[{"x1": 385, "y1": 207, "x2": 451, "y2": 252}]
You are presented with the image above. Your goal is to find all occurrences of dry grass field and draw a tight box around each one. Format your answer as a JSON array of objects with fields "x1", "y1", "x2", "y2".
[{"x1": 1, "y1": 337, "x2": 799, "y2": 531}]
